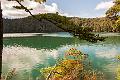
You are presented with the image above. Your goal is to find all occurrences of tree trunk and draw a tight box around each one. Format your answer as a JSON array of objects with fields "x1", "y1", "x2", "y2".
[{"x1": 0, "y1": 1, "x2": 3, "y2": 79}]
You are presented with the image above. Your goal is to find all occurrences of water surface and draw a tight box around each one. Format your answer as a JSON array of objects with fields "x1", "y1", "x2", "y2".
[{"x1": 3, "y1": 32, "x2": 120, "y2": 80}]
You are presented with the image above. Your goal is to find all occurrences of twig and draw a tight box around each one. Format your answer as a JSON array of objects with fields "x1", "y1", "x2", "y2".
[{"x1": 15, "y1": 0, "x2": 41, "y2": 21}]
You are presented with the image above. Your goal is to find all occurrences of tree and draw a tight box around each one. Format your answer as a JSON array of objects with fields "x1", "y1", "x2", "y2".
[
  {"x1": 106, "y1": 0, "x2": 120, "y2": 31},
  {"x1": 40, "y1": 48, "x2": 104, "y2": 80},
  {"x1": 106, "y1": 0, "x2": 120, "y2": 18}
]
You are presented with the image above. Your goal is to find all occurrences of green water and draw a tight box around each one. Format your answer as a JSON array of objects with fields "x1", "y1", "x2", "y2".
[
  {"x1": 3, "y1": 32, "x2": 120, "y2": 80},
  {"x1": 3, "y1": 36, "x2": 75, "y2": 49}
]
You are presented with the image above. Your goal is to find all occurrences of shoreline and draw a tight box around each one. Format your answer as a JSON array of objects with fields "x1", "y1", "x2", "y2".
[
  {"x1": 3, "y1": 33, "x2": 47, "y2": 38},
  {"x1": 3, "y1": 32, "x2": 120, "y2": 38}
]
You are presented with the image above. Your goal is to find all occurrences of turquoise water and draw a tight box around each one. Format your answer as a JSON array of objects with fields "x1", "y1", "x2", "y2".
[{"x1": 3, "y1": 32, "x2": 120, "y2": 80}]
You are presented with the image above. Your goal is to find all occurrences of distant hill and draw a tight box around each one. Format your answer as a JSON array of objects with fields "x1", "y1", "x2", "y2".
[
  {"x1": 3, "y1": 17, "x2": 63, "y2": 33},
  {"x1": 69, "y1": 17, "x2": 120, "y2": 32},
  {"x1": 3, "y1": 13, "x2": 120, "y2": 33}
]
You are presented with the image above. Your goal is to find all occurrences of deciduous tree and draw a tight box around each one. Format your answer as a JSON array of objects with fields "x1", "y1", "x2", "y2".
[{"x1": 106, "y1": 0, "x2": 120, "y2": 31}]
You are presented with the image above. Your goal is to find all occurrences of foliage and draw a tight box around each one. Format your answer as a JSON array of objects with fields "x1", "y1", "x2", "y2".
[
  {"x1": 64, "y1": 48, "x2": 88, "y2": 60},
  {"x1": 116, "y1": 55, "x2": 120, "y2": 60},
  {"x1": 70, "y1": 17, "x2": 115, "y2": 32},
  {"x1": 106, "y1": 0, "x2": 120, "y2": 17},
  {"x1": 40, "y1": 48, "x2": 105, "y2": 80},
  {"x1": 114, "y1": 17, "x2": 120, "y2": 28},
  {"x1": 36, "y1": 13, "x2": 105, "y2": 42},
  {"x1": 41, "y1": 60, "x2": 83, "y2": 80},
  {"x1": 4, "y1": 14, "x2": 120, "y2": 33},
  {"x1": 117, "y1": 67, "x2": 120, "y2": 80},
  {"x1": 1, "y1": 68, "x2": 16, "y2": 80},
  {"x1": 106, "y1": 0, "x2": 120, "y2": 30}
]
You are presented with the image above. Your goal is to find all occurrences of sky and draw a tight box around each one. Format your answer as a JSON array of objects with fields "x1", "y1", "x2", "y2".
[{"x1": 1, "y1": 0, "x2": 114, "y2": 19}]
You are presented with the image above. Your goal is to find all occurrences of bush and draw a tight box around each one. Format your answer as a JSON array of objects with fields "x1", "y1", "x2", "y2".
[{"x1": 40, "y1": 48, "x2": 104, "y2": 80}]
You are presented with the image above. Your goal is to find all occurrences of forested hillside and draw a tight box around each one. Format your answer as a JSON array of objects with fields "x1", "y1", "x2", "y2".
[
  {"x1": 70, "y1": 17, "x2": 120, "y2": 32},
  {"x1": 3, "y1": 13, "x2": 120, "y2": 33},
  {"x1": 3, "y1": 16, "x2": 63, "y2": 33}
]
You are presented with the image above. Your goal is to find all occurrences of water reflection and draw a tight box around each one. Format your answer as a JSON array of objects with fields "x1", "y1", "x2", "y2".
[{"x1": 3, "y1": 33, "x2": 120, "y2": 80}]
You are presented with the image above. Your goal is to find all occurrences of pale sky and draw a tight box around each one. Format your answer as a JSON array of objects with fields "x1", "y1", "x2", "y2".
[{"x1": 1, "y1": 0, "x2": 114, "y2": 19}]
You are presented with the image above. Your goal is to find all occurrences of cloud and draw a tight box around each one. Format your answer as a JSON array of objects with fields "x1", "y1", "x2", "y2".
[
  {"x1": 95, "y1": 1, "x2": 114, "y2": 10},
  {"x1": 44, "y1": 3, "x2": 58, "y2": 13},
  {"x1": 3, "y1": 45, "x2": 59, "y2": 71},
  {"x1": 60, "y1": 13, "x2": 75, "y2": 17},
  {"x1": 1, "y1": 0, "x2": 76, "y2": 19},
  {"x1": 1, "y1": 0, "x2": 59, "y2": 19}
]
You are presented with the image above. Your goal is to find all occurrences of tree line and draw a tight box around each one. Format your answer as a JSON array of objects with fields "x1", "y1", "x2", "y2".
[{"x1": 3, "y1": 13, "x2": 120, "y2": 33}]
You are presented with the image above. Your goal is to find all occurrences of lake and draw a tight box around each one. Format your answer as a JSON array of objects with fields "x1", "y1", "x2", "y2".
[{"x1": 2, "y1": 32, "x2": 120, "y2": 80}]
